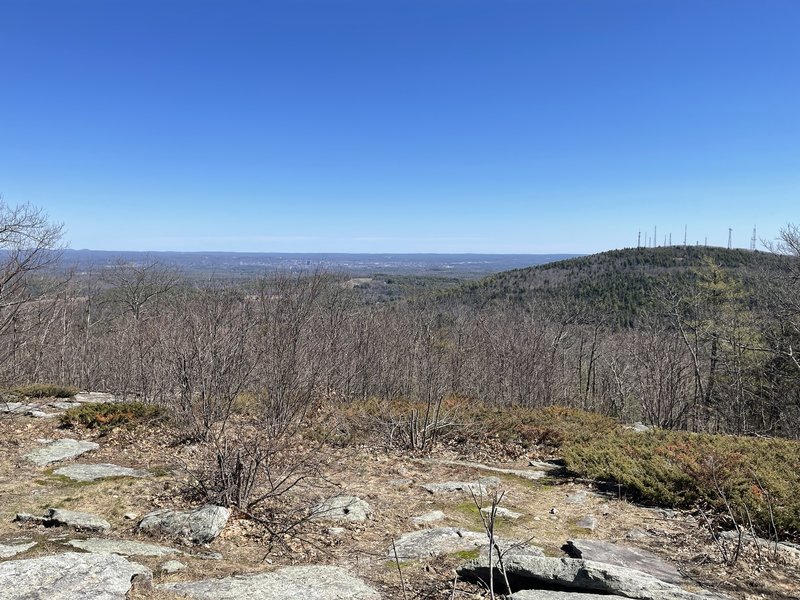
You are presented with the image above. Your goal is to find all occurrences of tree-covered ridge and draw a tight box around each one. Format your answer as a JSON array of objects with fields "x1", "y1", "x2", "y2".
[{"x1": 451, "y1": 246, "x2": 793, "y2": 327}]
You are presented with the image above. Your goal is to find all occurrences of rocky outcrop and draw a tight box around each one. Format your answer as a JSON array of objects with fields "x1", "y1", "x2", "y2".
[
  {"x1": 458, "y1": 556, "x2": 727, "y2": 600},
  {"x1": 138, "y1": 504, "x2": 230, "y2": 544},
  {"x1": 0, "y1": 541, "x2": 36, "y2": 559},
  {"x1": 160, "y1": 565, "x2": 381, "y2": 599},
  {"x1": 66, "y1": 538, "x2": 180, "y2": 557},
  {"x1": 53, "y1": 463, "x2": 149, "y2": 482},
  {"x1": 563, "y1": 539, "x2": 682, "y2": 584},
  {"x1": 391, "y1": 527, "x2": 485, "y2": 559},
  {"x1": 24, "y1": 439, "x2": 99, "y2": 466},
  {"x1": 0, "y1": 552, "x2": 150, "y2": 600},
  {"x1": 44, "y1": 508, "x2": 111, "y2": 533},
  {"x1": 421, "y1": 476, "x2": 500, "y2": 495},
  {"x1": 410, "y1": 510, "x2": 446, "y2": 527}
]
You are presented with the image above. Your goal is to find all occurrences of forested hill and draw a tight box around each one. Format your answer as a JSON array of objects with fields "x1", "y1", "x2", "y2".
[{"x1": 448, "y1": 246, "x2": 793, "y2": 327}]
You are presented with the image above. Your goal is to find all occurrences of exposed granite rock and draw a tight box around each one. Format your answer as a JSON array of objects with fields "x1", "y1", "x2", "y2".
[
  {"x1": 0, "y1": 541, "x2": 36, "y2": 558},
  {"x1": 410, "y1": 510, "x2": 447, "y2": 526},
  {"x1": 45, "y1": 508, "x2": 111, "y2": 533},
  {"x1": 161, "y1": 565, "x2": 381, "y2": 599},
  {"x1": 25, "y1": 438, "x2": 100, "y2": 466},
  {"x1": 0, "y1": 552, "x2": 150, "y2": 600},
  {"x1": 391, "y1": 527, "x2": 485, "y2": 560},
  {"x1": 53, "y1": 463, "x2": 149, "y2": 482},
  {"x1": 67, "y1": 538, "x2": 179, "y2": 557},
  {"x1": 421, "y1": 476, "x2": 501, "y2": 495},
  {"x1": 563, "y1": 538, "x2": 682, "y2": 584},
  {"x1": 482, "y1": 506, "x2": 522, "y2": 520},
  {"x1": 313, "y1": 496, "x2": 372, "y2": 522},
  {"x1": 138, "y1": 504, "x2": 229, "y2": 544}
]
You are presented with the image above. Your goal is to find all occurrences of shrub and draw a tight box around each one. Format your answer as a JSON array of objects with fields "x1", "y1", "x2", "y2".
[
  {"x1": 564, "y1": 429, "x2": 800, "y2": 538},
  {"x1": 60, "y1": 402, "x2": 164, "y2": 430},
  {"x1": 12, "y1": 383, "x2": 78, "y2": 398}
]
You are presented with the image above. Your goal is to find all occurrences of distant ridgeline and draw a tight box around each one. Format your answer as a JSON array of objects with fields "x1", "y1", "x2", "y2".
[{"x1": 448, "y1": 246, "x2": 793, "y2": 327}]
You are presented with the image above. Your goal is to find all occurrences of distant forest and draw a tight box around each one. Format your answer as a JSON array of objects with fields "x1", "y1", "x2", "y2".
[{"x1": 2, "y1": 202, "x2": 799, "y2": 440}]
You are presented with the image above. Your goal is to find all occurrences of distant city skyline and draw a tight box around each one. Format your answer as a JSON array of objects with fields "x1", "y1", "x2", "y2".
[{"x1": 2, "y1": 1, "x2": 797, "y2": 254}]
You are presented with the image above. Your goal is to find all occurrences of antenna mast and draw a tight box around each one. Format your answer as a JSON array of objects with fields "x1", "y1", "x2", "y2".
[
  {"x1": 728, "y1": 228, "x2": 732, "y2": 250},
  {"x1": 750, "y1": 226, "x2": 757, "y2": 251}
]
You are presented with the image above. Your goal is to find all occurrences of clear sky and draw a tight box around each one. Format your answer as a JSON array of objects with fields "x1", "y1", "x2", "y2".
[{"x1": 1, "y1": 0, "x2": 798, "y2": 253}]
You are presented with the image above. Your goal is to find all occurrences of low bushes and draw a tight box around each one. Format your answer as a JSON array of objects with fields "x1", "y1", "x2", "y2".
[
  {"x1": 564, "y1": 428, "x2": 800, "y2": 539},
  {"x1": 11, "y1": 383, "x2": 78, "y2": 398},
  {"x1": 60, "y1": 402, "x2": 164, "y2": 430}
]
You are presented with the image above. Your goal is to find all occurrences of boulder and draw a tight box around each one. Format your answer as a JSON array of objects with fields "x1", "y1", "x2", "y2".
[
  {"x1": 482, "y1": 506, "x2": 522, "y2": 520},
  {"x1": 25, "y1": 439, "x2": 100, "y2": 466},
  {"x1": 478, "y1": 539, "x2": 545, "y2": 567},
  {"x1": 53, "y1": 463, "x2": 149, "y2": 482},
  {"x1": 313, "y1": 496, "x2": 372, "y2": 522},
  {"x1": 391, "y1": 527, "x2": 485, "y2": 560},
  {"x1": 67, "y1": 538, "x2": 179, "y2": 557},
  {"x1": 0, "y1": 541, "x2": 36, "y2": 559},
  {"x1": 0, "y1": 552, "x2": 150, "y2": 600},
  {"x1": 138, "y1": 504, "x2": 229, "y2": 544},
  {"x1": 459, "y1": 555, "x2": 727, "y2": 600},
  {"x1": 429, "y1": 459, "x2": 555, "y2": 480},
  {"x1": 160, "y1": 565, "x2": 381, "y2": 599},
  {"x1": 44, "y1": 508, "x2": 111, "y2": 533},
  {"x1": 563, "y1": 539, "x2": 682, "y2": 584},
  {"x1": 565, "y1": 491, "x2": 588, "y2": 505}
]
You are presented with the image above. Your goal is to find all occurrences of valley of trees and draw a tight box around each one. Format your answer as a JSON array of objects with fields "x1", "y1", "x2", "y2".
[{"x1": 1, "y1": 202, "x2": 799, "y2": 442}]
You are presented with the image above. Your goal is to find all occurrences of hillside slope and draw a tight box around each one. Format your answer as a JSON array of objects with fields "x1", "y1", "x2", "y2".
[{"x1": 448, "y1": 246, "x2": 792, "y2": 327}]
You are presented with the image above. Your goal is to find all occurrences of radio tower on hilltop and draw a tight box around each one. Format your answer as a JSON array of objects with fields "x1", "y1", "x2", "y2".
[
  {"x1": 728, "y1": 228, "x2": 733, "y2": 250},
  {"x1": 750, "y1": 226, "x2": 757, "y2": 251}
]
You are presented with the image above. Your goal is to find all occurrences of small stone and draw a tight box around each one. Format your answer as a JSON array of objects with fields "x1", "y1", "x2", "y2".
[
  {"x1": 124, "y1": 513, "x2": 138, "y2": 521},
  {"x1": 625, "y1": 527, "x2": 649, "y2": 540},
  {"x1": 160, "y1": 560, "x2": 187, "y2": 573},
  {"x1": 328, "y1": 527, "x2": 346, "y2": 536},
  {"x1": 410, "y1": 510, "x2": 447, "y2": 527},
  {"x1": 549, "y1": 508, "x2": 558, "y2": 515},
  {"x1": 575, "y1": 516, "x2": 597, "y2": 531}
]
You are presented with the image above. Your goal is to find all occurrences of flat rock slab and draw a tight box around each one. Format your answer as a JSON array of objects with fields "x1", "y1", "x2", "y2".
[
  {"x1": 410, "y1": 510, "x2": 447, "y2": 526},
  {"x1": 564, "y1": 539, "x2": 682, "y2": 584},
  {"x1": 392, "y1": 527, "x2": 486, "y2": 560},
  {"x1": 565, "y1": 491, "x2": 588, "y2": 504},
  {"x1": 512, "y1": 592, "x2": 614, "y2": 600},
  {"x1": 459, "y1": 556, "x2": 727, "y2": 600},
  {"x1": 0, "y1": 541, "x2": 36, "y2": 559},
  {"x1": 50, "y1": 401, "x2": 81, "y2": 410},
  {"x1": 0, "y1": 551, "x2": 150, "y2": 600},
  {"x1": 428, "y1": 459, "x2": 550, "y2": 480},
  {"x1": 67, "y1": 538, "x2": 179, "y2": 557},
  {"x1": 73, "y1": 392, "x2": 117, "y2": 404},
  {"x1": 422, "y1": 476, "x2": 501, "y2": 495},
  {"x1": 139, "y1": 504, "x2": 229, "y2": 544},
  {"x1": 45, "y1": 508, "x2": 111, "y2": 533},
  {"x1": 313, "y1": 496, "x2": 372, "y2": 522},
  {"x1": 161, "y1": 559, "x2": 187, "y2": 573},
  {"x1": 161, "y1": 565, "x2": 381, "y2": 599},
  {"x1": 25, "y1": 438, "x2": 100, "y2": 466},
  {"x1": 479, "y1": 540, "x2": 545, "y2": 567},
  {"x1": 53, "y1": 463, "x2": 149, "y2": 482}
]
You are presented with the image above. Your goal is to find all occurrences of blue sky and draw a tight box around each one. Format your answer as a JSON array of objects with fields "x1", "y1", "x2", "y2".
[{"x1": 1, "y1": 0, "x2": 798, "y2": 253}]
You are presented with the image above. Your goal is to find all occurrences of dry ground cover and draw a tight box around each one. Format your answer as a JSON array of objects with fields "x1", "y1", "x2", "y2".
[{"x1": 0, "y1": 399, "x2": 798, "y2": 599}]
